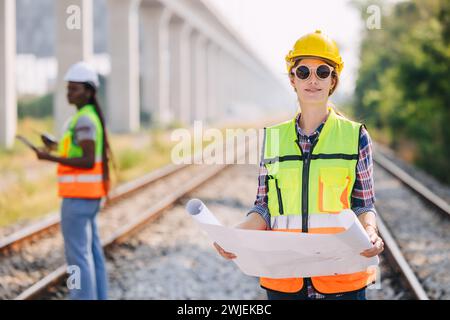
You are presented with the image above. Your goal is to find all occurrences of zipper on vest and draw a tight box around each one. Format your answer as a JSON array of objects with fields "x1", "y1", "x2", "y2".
[
  {"x1": 275, "y1": 179, "x2": 284, "y2": 215},
  {"x1": 299, "y1": 138, "x2": 319, "y2": 292},
  {"x1": 296, "y1": 138, "x2": 319, "y2": 233},
  {"x1": 295, "y1": 140, "x2": 307, "y2": 233}
]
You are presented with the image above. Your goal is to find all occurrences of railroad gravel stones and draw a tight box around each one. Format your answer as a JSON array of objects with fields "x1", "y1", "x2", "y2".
[
  {"x1": 374, "y1": 162, "x2": 450, "y2": 299},
  {"x1": 105, "y1": 164, "x2": 264, "y2": 300}
]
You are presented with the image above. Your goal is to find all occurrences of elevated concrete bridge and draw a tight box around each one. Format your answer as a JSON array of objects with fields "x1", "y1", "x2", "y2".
[{"x1": 0, "y1": 0, "x2": 291, "y2": 148}]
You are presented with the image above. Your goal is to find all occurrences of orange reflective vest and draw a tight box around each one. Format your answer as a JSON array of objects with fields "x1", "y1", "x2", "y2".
[
  {"x1": 57, "y1": 104, "x2": 107, "y2": 199},
  {"x1": 260, "y1": 107, "x2": 376, "y2": 294}
]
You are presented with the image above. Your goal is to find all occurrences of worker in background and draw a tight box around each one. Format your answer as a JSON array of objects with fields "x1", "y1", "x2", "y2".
[
  {"x1": 214, "y1": 30, "x2": 384, "y2": 300},
  {"x1": 35, "y1": 61, "x2": 110, "y2": 300}
]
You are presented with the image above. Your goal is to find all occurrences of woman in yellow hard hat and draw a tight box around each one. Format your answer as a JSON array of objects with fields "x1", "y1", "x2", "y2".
[{"x1": 214, "y1": 30, "x2": 384, "y2": 300}]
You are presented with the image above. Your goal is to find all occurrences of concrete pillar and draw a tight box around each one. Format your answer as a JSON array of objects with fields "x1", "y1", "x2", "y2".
[
  {"x1": 255, "y1": 73, "x2": 262, "y2": 105},
  {"x1": 238, "y1": 63, "x2": 247, "y2": 107},
  {"x1": 245, "y1": 67, "x2": 252, "y2": 104},
  {"x1": 224, "y1": 54, "x2": 237, "y2": 116},
  {"x1": 0, "y1": 0, "x2": 16, "y2": 149},
  {"x1": 235, "y1": 59, "x2": 245, "y2": 109},
  {"x1": 216, "y1": 48, "x2": 229, "y2": 121},
  {"x1": 220, "y1": 52, "x2": 229, "y2": 118},
  {"x1": 141, "y1": 4, "x2": 171, "y2": 125},
  {"x1": 189, "y1": 31, "x2": 197, "y2": 125},
  {"x1": 244, "y1": 67, "x2": 253, "y2": 106},
  {"x1": 191, "y1": 32, "x2": 208, "y2": 123},
  {"x1": 178, "y1": 24, "x2": 193, "y2": 125},
  {"x1": 169, "y1": 17, "x2": 191, "y2": 126},
  {"x1": 106, "y1": 0, "x2": 140, "y2": 133},
  {"x1": 206, "y1": 42, "x2": 219, "y2": 123},
  {"x1": 54, "y1": 0, "x2": 93, "y2": 135},
  {"x1": 237, "y1": 60, "x2": 246, "y2": 108}
]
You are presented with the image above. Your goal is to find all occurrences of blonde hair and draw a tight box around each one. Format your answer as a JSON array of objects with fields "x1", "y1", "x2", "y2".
[{"x1": 327, "y1": 101, "x2": 348, "y2": 119}]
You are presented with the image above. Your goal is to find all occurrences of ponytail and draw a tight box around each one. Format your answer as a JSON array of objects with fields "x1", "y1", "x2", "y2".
[
  {"x1": 85, "y1": 84, "x2": 114, "y2": 195},
  {"x1": 327, "y1": 101, "x2": 353, "y2": 121}
]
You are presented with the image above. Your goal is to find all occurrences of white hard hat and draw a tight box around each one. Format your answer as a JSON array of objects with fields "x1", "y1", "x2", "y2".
[{"x1": 64, "y1": 61, "x2": 100, "y2": 88}]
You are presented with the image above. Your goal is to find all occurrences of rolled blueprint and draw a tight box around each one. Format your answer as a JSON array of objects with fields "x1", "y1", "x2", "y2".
[
  {"x1": 186, "y1": 199, "x2": 379, "y2": 278},
  {"x1": 186, "y1": 199, "x2": 221, "y2": 225}
]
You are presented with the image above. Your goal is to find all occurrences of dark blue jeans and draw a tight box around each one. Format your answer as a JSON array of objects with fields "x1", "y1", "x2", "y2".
[{"x1": 266, "y1": 288, "x2": 366, "y2": 300}]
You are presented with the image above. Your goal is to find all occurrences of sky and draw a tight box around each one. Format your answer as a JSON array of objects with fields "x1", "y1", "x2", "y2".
[{"x1": 207, "y1": 0, "x2": 365, "y2": 98}]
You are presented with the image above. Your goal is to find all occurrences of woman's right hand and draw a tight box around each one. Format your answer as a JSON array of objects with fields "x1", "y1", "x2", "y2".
[
  {"x1": 213, "y1": 212, "x2": 266, "y2": 260},
  {"x1": 213, "y1": 242, "x2": 236, "y2": 260}
]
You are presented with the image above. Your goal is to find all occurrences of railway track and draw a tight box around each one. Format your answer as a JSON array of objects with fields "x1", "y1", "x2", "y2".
[
  {"x1": 2, "y1": 136, "x2": 256, "y2": 300},
  {"x1": 373, "y1": 145, "x2": 450, "y2": 300},
  {"x1": 375, "y1": 215, "x2": 429, "y2": 300},
  {"x1": 374, "y1": 150, "x2": 450, "y2": 218},
  {"x1": 0, "y1": 163, "x2": 189, "y2": 254},
  {"x1": 44, "y1": 163, "x2": 267, "y2": 300},
  {"x1": 2, "y1": 136, "x2": 448, "y2": 300}
]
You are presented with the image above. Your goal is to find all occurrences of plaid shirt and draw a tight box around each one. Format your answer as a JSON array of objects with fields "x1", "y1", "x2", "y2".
[{"x1": 248, "y1": 111, "x2": 376, "y2": 299}]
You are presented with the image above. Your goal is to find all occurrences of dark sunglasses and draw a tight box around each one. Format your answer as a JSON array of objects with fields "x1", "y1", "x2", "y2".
[{"x1": 292, "y1": 64, "x2": 334, "y2": 80}]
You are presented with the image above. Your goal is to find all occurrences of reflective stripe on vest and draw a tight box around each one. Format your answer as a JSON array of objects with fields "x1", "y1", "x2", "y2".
[
  {"x1": 259, "y1": 107, "x2": 376, "y2": 294},
  {"x1": 271, "y1": 214, "x2": 348, "y2": 233},
  {"x1": 58, "y1": 174, "x2": 103, "y2": 183},
  {"x1": 57, "y1": 104, "x2": 106, "y2": 199}
]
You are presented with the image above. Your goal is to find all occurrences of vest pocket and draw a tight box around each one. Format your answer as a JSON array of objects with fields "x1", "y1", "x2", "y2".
[
  {"x1": 275, "y1": 179, "x2": 284, "y2": 215},
  {"x1": 267, "y1": 167, "x2": 302, "y2": 216},
  {"x1": 319, "y1": 167, "x2": 350, "y2": 213},
  {"x1": 267, "y1": 177, "x2": 283, "y2": 216}
]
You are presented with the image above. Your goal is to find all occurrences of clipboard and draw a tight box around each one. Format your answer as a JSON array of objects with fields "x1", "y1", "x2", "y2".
[{"x1": 16, "y1": 135, "x2": 39, "y2": 152}]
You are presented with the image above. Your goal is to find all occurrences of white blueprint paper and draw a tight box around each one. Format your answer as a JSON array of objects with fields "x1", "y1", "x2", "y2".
[{"x1": 186, "y1": 199, "x2": 379, "y2": 278}]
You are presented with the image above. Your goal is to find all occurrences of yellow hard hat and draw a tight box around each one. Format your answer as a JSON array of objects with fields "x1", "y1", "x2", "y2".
[{"x1": 285, "y1": 30, "x2": 344, "y2": 75}]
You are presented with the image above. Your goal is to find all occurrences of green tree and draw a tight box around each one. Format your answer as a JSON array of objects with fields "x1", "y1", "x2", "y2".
[{"x1": 353, "y1": 0, "x2": 450, "y2": 183}]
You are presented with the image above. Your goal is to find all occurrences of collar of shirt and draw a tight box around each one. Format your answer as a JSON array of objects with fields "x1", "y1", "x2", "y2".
[{"x1": 295, "y1": 110, "x2": 330, "y2": 142}]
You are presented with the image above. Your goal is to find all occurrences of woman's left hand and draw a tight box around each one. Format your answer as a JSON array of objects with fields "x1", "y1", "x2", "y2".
[
  {"x1": 360, "y1": 226, "x2": 384, "y2": 258},
  {"x1": 35, "y1": 148, "x2": 51, "y2": 161}
]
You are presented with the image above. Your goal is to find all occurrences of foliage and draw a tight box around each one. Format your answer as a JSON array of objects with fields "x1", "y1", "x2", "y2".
[{"x1": 353, "y1": 0, "x2": 450, "y2": 183}]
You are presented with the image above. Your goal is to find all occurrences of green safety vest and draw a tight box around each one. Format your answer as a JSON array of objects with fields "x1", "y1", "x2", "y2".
[
  {"x1": 57, "y1": 104, "x2": 106, "y2": 198},
  {"x1": 260, "y1": 107, "x2": 374, "y2": 294},
  {"x1": 58, "y1": 104, "x2": 103, "y2": 160}
]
